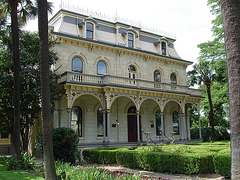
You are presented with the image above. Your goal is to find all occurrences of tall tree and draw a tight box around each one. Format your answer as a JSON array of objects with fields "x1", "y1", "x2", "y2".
[
  {"x1": 187, "y1": 59, "x2": 215, "y2": 141},
  {"x1": 9, "y1": 0, "x2": 21, "y2": 161},
  {"x1": 0, "y1": 30, "x2": 59, "y2": 152},
  {"x1": 1, "y1": 0, "x2": 37, "y2": 160},
  {"x1": 38, "y1": 0, "x2": 56, "y2": 179},
  {"x1": 221, "y1": 0, "x2": 240, "y2": 179}
]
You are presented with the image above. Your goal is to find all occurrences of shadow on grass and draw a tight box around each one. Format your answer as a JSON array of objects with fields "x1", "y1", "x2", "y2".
[{"x1": 0, "y1": 165, "x2": 44, "y2": 180}]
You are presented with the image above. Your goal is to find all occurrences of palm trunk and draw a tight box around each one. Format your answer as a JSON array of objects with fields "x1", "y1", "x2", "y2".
[
  {"x1": 221, "y1": 0, "x2": 240, "y2": 179},
  {"x1": 38, "y1": 0, "x2": 56, "y2": 179},
  {"x1": 206, "y1": 83, "x2": 215, "y2": 141},
  {"x1": 10, "y1": 0, "x2": 21, "y2": 161}
]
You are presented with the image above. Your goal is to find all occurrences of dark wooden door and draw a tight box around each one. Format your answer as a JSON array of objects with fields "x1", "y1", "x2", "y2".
[{"x1": 128, "y1": 115, "x2": 137, "y2": 142}]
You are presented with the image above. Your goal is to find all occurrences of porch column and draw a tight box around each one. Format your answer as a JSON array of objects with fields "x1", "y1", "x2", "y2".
[
  {"x1": 198, "y1": 114, "x2": 202, "y2": 140},
  {"x1": 182, "y1": 113, "x2": 186, "y2": 140},
  {"x1": 103, "y1": 110, "x2": 106, "y2": 144},
  {"x1": 136, "y1": 111, "x2": 141, "y2": 144},
  {"x1": 186, "y1": 114, "x2": 191, "y2": 140},
  {"x1": 58, "y1": 110, "x2": 62, "y2": 127},
  {"x1": 66, "y1": 108, "x2": 72, "y2": 128},
  {"x1": 106, "y1": 109, "x2": 111, "y2": 143},
  {"x1": 160, "y1": 112, "x2": 164, "y2": 142}
]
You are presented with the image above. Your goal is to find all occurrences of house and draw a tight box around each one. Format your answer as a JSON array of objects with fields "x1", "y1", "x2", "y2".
[{"x1": 48, "y1": 9, "x2": 203, "y2": 145}]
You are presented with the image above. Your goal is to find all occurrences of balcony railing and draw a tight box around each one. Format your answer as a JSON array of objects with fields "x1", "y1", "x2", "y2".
[{"x1": 58, "y1": 71, "x2": 203, "y2": 97}]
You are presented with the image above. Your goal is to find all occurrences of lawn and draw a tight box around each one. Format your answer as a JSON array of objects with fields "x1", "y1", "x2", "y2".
[{"x1": 0, "y1": 165, "x2": 44, "y2": 180}]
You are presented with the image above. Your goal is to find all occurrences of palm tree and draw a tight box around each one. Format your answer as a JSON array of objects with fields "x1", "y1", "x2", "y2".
[
  {"x1": 0, "y1": 0, "x2": 37, "y2": 161},
  {"x1": 187, "y1": 59, "x2": 215, "y2": 141},
  {"x1": 221, "y1": 0, "x2": 240, "y2": 179},
  {"x1": 38, "y1": 0, "x2": 56, "y2": 179}
]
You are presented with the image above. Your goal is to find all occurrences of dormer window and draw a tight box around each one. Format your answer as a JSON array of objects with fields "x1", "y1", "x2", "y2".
[
  {"x1": 128, "y1": 33, "x2": 134, "y2": 48},
  {"x1": 86, "y1": 22, "x2": 93, "y2": 39},
  {"x1": 161, "y1": 42, "x2": 166, "y2": 55}
]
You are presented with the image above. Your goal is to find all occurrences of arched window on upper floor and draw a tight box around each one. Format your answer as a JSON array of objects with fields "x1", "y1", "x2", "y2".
[
  {"x1": 170, "y1": 73, "x2": 177, "y2": 84},
  {"x1": 86, "y1": 22, "x2": 93, "y2": 39},
  {"x1": 154, "y1": 70, "x2": 161, "y2": 82},
  {"x1": 128, "y1": 65, "x2": 137, "y2": 84},
  {"x1": 97, "y1": 61, "x2": 107, "y2": 75},
  {"x1": 161, "y1": 41, "x2": 166, "y2": 55},
  {"x1": 128, "y1": 33, "x2": 134, "y2": 48},
  {"x1": 72, "y1": 57, "x2": 83, "y2": 73}
]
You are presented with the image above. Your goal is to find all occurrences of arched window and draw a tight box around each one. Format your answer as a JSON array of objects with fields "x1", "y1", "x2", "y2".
[
  {"x1": 72, "y1": 106, "x2": 83, "y2": 137},
  {"x1": 155, "y1": 110, "x2": 162, "y2": 135},
  {"x1": 97, "y1": 61, "x2": 107, "y2": 75},
  {"x1": 170, "y1": 73, "x2": 177, "y2": 84},
  {"x1": 154, "y1": 70, "x2": 161, "y2": 82},
  {"x1": 97, "y1": 107, "x2": 107, "y2": 136},
  {"x1": 86, "y1": 22, "x2": 93, "y2": 39},
  {"x1": 161, "y1": 42, "x2": 166, "y2": 55},
  {"x1": 128, "y1": 65, "x2": 137, "y2": 84},
  {"x1": 72, "y1": 57, "x2": 83, "y2": 73},
  {"x1": 172, "y1": 111, "x2": 179, "y2": 135},
  {"x1": 128, "y1": 33, "x2": 134, "y2": 48},
  {"x1": 127, "y1": 106, "x2": 137, "y2": 114}
]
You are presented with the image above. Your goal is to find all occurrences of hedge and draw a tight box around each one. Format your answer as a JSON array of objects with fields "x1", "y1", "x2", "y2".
[
  {"x1": 116, "y1": 150, "x2": 215, "y2": 175},
  {"x1": 213, "y1": 149, "x2": 231, "y2": 178},
  {"x1": 82, "y1": 147, "x2": 128, "y2": 164},
  {"x1": 82, "y1": 142, "x2": 230, "y2": 176}
]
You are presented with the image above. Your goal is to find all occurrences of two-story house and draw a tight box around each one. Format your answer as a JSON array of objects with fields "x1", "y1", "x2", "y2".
[{"x1": 48, "y1": 9, "x2": 203, "y2": 145}]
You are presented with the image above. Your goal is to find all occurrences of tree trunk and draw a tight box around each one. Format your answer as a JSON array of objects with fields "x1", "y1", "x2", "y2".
[
  {"x1": 10, "y1": 0, "x2": 21, "y2": 161},
  {"x1": 206, "y1": 83, "x2": 215, "y2": 141},
  {"x1": 221, "y1": 0, "x2": 240, "y2": 179},
  {"x1": 38, "y1": 0, "x2": 57, "y2": 179}
]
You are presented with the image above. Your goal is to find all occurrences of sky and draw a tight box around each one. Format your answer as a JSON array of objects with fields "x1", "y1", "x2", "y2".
[{"x1": 24, "y1": 0, "x2": 214, "y2": 69}]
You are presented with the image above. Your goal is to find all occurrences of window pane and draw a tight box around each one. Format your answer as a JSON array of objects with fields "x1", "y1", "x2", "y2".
[
  {"x1": 128, "y1": 41, "x2": 133, "y2": 48},
  {"x1": 173, "y1": 111, "x2": 179, "y2": 135},
  {"x1": 170, "y1": 73, "x2": 177, "y2": 84},
  {"x1": 97, "y1": 61, "x2": 107, "y2": 75},
  {"x1": 72, "y1": 57, "x2": 83, "y2": 72},
  {"x1": 128, "y1": 33, "x2": 133, "y2": 40},
  {"x1": 155, "y1": 110, "x2": 162, "y2": 135},
  {"x1": 162, "y1": 42, "x2": 166, "y2": 55},
  {"x1": 154, "y1": 70, "x2": 161, "y2": 82},
  {"x1": 128, "y1": 65, "x2": 136, "y2": 71},
  {"x1": 72, "y1": 106, "x2": 82, "y2": 137},
  {"x1": 86, "y1": 31, "x2": 93, "y2": 39},
  {"x1": 86, "y1": 23, "x2": 93, "y2": 31},
  {"x1": 128, "y1": 106, "x2": 136, "y2": 113}
]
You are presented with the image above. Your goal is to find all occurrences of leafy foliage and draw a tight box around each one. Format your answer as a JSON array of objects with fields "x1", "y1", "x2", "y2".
[
  {"x1": 187, "y1": 0, "x2": 229, "y2": 132},
  {"x1": 36, "y1": 127, "x2": 79, "y2": 164},
  {"x1": 0, "y1": 30, "x2": 59, "y2": 151}
]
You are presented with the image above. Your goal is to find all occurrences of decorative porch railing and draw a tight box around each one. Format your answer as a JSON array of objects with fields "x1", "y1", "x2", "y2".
[{"x1": 58, "y1": 71, "x2": 203, "y2": 97}]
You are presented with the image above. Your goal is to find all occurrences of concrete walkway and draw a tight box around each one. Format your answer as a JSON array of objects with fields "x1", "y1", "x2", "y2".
[{"x1": 93, "y1": 164, "x2": 225, "y2": 180}]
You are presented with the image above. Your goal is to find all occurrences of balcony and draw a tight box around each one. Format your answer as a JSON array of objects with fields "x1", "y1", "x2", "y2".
[{"x1": 58, "y1": 71, "x2": 203, "y2": 97}]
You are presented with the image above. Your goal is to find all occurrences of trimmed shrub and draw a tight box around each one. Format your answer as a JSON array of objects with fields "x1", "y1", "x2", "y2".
[
  {"x1": 36, "y1": 127, "x2": 79, "y2": 164},
  {"x1": 213, "y1": 149, "x2": 231, "y2": 178},
  {"x1": 82, "y1": 147, "x2": 127, "y2": 164},
  {"x1": 116, "y1": 150, "x2": 214, "y2": 175}
]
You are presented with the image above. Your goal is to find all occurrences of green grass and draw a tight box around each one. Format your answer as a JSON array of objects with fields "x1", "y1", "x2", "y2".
[{"x1": 0, "y1": 165, "x2": 44, "y2": 180}]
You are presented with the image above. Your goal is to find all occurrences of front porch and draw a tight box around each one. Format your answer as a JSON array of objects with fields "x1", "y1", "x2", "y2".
[{"x1": 54, "y1": 71, "x2": 203, "y2": 145}]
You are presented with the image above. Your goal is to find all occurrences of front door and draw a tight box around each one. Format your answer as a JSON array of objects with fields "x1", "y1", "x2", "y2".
[
  {"x1": 128, "y1": 115, "x2": 141, "y2": 142},
  {"x1": 128, "y1": 115, "x2": 137, "y2": 142}
]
